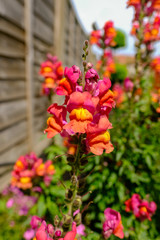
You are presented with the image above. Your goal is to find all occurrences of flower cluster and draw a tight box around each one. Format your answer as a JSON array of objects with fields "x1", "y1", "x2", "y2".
[
  {"x1": 44, "y1": 62, "x2": 115, "y2": 156},
  {"x1": 128, "y1": 1, "x2": 160, "y2": 49},
  {"x1": 125, "y1": 194, "x2": 157, "y2": 221},
  {"x1": 40, "y1": 54, "x2": 63, "y2": 96},
  {"x1": 96, "y1": 50, "x2": 116, "y2": 78},
  {"x1": 90, "y1": 21, "x2": 117, "y2": 48},
  {"x1": 2, "y1": 186, "x2": 37, "y2": 216},
  {"x1": 27, "y1": 216, "x2": 85, "y2": 240},
  {"x1": 11, "y1": 152, "x2": 55, "y2": 189},
  {"x1": 103, "y1": 208, "x2": 124, "y2": 239}
]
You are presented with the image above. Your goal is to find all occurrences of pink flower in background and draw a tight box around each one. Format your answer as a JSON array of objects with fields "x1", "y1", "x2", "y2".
[
  {"x1": 125, "y1": 194, "x2": 157, "y2": 221},
  {"x1": 24, "y1": 229, "x2": 35, "y2": 240},
  {"x1": 103, "y1": 208, "x2": 124, "y2": 239},
  {"x1": 124, "y1": 77, "x2": 134, "y2": 92}
]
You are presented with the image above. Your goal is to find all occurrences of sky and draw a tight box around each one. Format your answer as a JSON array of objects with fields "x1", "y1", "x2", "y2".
[{"x1": 71, "y1": 0, "x2": 135, "y2": 56}]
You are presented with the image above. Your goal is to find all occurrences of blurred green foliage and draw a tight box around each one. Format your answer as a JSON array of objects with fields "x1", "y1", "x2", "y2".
[
  {"x1": 113, "y1": 29, "x2": 126, "y2": 49},
  {"x1": 111, "y1": 63, "x2": 128, "y2": 84}
]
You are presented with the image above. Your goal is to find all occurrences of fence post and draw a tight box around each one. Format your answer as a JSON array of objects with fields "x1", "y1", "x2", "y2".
[{"x1": 24, "y1": 0, "x2": 34, "y2": 152}]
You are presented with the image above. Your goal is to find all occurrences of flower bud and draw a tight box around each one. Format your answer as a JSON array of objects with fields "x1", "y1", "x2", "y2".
[
  {"x1": 65, "y1": 189, "x2": 73, "y2": 201},
  {"x1": 72, "y1": 196, "x2": 82, "y2": 211},
  {"x1": 73, "y1": 213, "x2": 81, "y2": 225},
  {"x1": 62, "y1": 214, "x2": 73, "y2": 228},
  {"x1": 71, "y1": 175, "x2": 77, "y2": 186},
  {"x1": 86, "y1": 62, "x2": 93, "y2": 69},
  {"x1": 83, "y1": 61, "x2": 87, "y2": 67},
  {"x1": 86, "y1": 50, "x2": 89, "y2": 56},
  {"x1": 67, "y1": 155, "x2": 75, "y2": 163},
  {"x1": 55, "y1": 229, "x2": 62, "y2": 237},
  {"x1": 84, "y1": 40, "x2": 89, "y2": 46},
  {"x1": 54, "y1": 215, "x2": 60, "y2": 227}
]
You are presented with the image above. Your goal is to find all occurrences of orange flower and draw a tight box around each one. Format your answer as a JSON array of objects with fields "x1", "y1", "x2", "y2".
[
  {"x1": 44, "y1": 104, "x2": 67, "y2": 138},
  {"x1": 86, "y1": 116, "x2": 113, "y2": 155},
  {"x1": 64, "y1": 92, "x2": 97, "y2": 134}
]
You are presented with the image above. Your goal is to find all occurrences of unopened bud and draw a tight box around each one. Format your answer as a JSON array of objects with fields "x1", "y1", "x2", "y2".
[
  {"x1": 71, "y1": 175, "x2": 77, "y2": 186},
  {"x1": 85, "y1": 40, "x2": 89, "y2": 46},
  {"x1": 62, "y1": 215, "x2": 73, "y2": 228},
  {"x1": 55, "y1": 229, "x2": 62, "y2": 237},
  {"x1": 86, "y1": 62, "x2": 93, "y2": 69},
  {"x1": 54, "y1": 215, "x2": 60, "y2": 227},
  {"x1": 73, "y1": 196, "x2": 82, "y2": 211},
  {"x1": 86, "y1": 50, "x2": 89, "y2": 56},
  {"x1": 73, "y1": 213, "x2": 81, "y2": 225},
  {"x1": 65, "y1": 189, "x2": 73, "y2": 201},
  {"x1": 67, "y1": 155, "x2": 75, "y2": 163},
  {"x1": 83, "y1": 61, "x2": 87, "y2": 67}
]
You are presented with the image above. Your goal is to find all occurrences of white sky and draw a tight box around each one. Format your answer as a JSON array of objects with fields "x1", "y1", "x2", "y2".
[{"x1": 71, "y1": 0, "x2": 135, "y2": 55}]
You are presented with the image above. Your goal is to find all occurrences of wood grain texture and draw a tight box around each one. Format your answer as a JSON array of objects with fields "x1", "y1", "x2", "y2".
[{"x1": 0, "y1": 100, "x2": 27, "y2": 130}]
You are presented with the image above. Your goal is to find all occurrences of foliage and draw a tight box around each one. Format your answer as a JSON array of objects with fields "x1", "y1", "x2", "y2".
[
  {"x1": 111, "y1": 63, "x2": 128, "y2": 84},
  {"x1": 112, "y1": 29, "x2": 126, "y2": 49}
]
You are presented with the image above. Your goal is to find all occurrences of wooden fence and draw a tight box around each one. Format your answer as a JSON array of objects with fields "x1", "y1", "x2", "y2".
[{"x1": 0, "y1": 0, "x2": 96, "y2": 189}]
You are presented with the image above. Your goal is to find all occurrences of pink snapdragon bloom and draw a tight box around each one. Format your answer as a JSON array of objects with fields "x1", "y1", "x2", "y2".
[
  {"x1": 124, "y1": 77, "x2": 134, "y2": 92},
  {"x1": 103, "y1": 208, "x2": 124, "y2": 239},
  {"x1": 30, "y1": 216, "x2": 42, "y2": 229},
  {"x1": 36, "y1": 221, "x2": 54, "y2": 240},
  {"x1": 56, "y1": 65, "x2": 81, "y2": 96},
  {"x1": 85, "y1": 68, "x2": 100, "y2": 96},
  {"x1": 125, "y1": 194, "x2": 157, "y2": 221}
]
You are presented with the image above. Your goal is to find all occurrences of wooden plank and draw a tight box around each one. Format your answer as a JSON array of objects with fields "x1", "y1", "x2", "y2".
[
  {"x1": 34, "y1": 96, "x2": 49, "y2": 115},
  {"x1": 0, "y1": 0, "x2": 24, "y2": 28},
  {"x1": 0, "y1": 32, "x2": 25, "y2": 58},
  {"x1": 25, "y1": 0, "x2": 34, "y2": 152},
  {"x1": 44, "y1": 0, "x2": 54, "y2": 9},
  {"x1": 0, "y1": 166, "x2": 12, "y2": 176},
  {"x1": 33, "y1": 15, "x2": 53, "y2": 45},
  {"x1": 34, "y1": 49, "x2": 47, "y2": 65},
  {"x1": 0, "y1": 57, "x2": 25, "y2": 79},
  {"x1": 34, "y1": 0, "x2": 54, "y2": 27},
  {"x1": 0, "y1": 100, "x2": 27, "y2": 130},
  {"x1": 0, "y1": 140, "x2": 28, "y2": 165},
  {"x1": 0, "y1": 80, "x2": 26, "y2": 101},
  {"x1": 34, "y1": 37, "x2": 52, "y2": 53},
  {"x1": 0, "y1": 120, "x2": 27, "y2": 153},
  {"x1": 0, "y1": 18, "x2": 24, "y2": 41}
]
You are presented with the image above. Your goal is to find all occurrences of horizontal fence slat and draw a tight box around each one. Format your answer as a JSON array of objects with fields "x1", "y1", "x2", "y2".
[
  {"x1": 0, "y1": 57, "x2": 25, "y2": 79},
  {"x1": 0, "y1": 100, "x2": 27, "y2": 130},
  {"x1": 0, "y1": 32, "x2": 25, "y2": 58},
  {"x1": 0, "y1": 120, "x2": 27, "y2": 153},
  {"x1": 0, "y1": 0, "x2": 24, "y2": 28}
]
